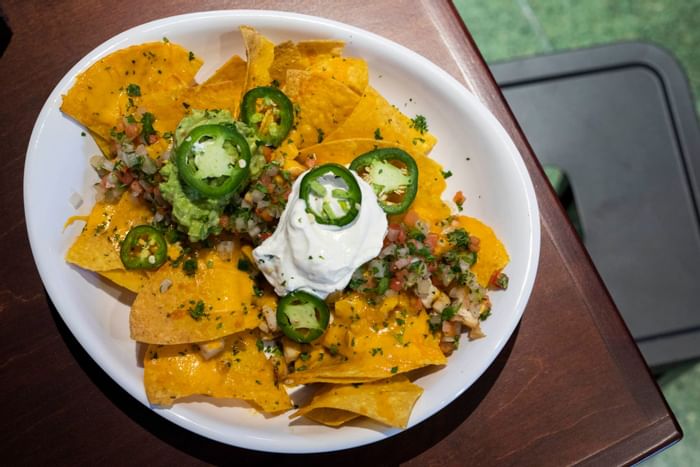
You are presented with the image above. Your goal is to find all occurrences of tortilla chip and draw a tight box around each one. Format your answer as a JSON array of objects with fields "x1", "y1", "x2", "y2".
[
  {"x1": 241, "y1": 26, "x2": 275, "y2": 90},
  {"x1": 129, "y1": 246, "x2": 263, "y2": 345},
  {"x1": 456, "y1": 216, "x2": 510, "y2": 287},
  {"x1": 269, "y1": 41, "x2": 306, "y2": 87},
  {"x1": 291, "y1": 375, "x2": 422, "y2": 428},
  {"x1": 283, "y1": 70, "x2": 362, "y2": 148},
  {"x1": 144, "y1": 330, "x2": 292, "y2": 413},
  {"x1": 61, "y1": 41, "x2": 202, "y2": 140},
  {"x1": 99, "y1": 269, "x2": 150, "y2": 293},
  {"x1": 269, "y1": 40, "x2": 347, "y2": 87},
  {"x1": 89, "y1": 130, "x2": 113, "y2": 157},
  {"x1": 284, "y1": 293, "x2": 446, "y2": 385},
  {"x1": 297, "y1": 139, "x2": 450, "y2": 224},
  {"x1": 308, "y1": 57, "x2": 368, "y2": 95},
  {"x1": 204, "y1": 54, "x2": 247, "y2": 87},
  {"x1": 325, "y1": 87, "x2": 436, "y2": 155},
  {"x1": 65, "y1": 194, "x2": 153, "y2": 272},
  {"x1": 297, "y1": 408, "x2": 360, "y2": 427},
  {"x1": 142, "y1": 80, "x2": 243, "y2": 136},
  {"x1": 296, "y1": 40, "x2": 345, "y2": 62}
]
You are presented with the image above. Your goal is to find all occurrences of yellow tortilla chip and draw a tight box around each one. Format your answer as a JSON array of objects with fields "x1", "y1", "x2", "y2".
[
  {"x1": 456, "y1": 216, "x2": 510, "y2": 287},
  {"x1": 284, "y1": 293, "x2": 446, "y2": 385},
  {"x1": 65, "y1": 194, "x2": 153, "y2": 272},
  {"x1": 269, "y1": 40, "x2": 347, "y2": 87},
  {"x1": 61, "y1": 41, "x2": 202, "y2": 140},
  {"x1": 129, "y1": 246, "x2": 263, "y2": 345},
  {"x1": 296, "y1": 40, "x2": 345, "y2": 62},
  {"x1": 89, "y1": 130, "x2": 113, "y2": 157},
  {"x1": 269, "y1": 41, "x2": 306, "y2": 87},
  {"x1": 241, "y1": 26, "x2": 275, "y2": 90},
  {"x1": 204, "y1": 54, "x2": 247, "y2": 87},
  {"x1": 325, "y1": 87, "x2": 436, "y2": 155},
  {"x1": 296, "y1": 408, "x2": 360, "y2": 427},
  {"x1": 291, "y1": 375, "x2": 423, "y2": 428},
  {"x1": 284, "y1": 70, "x2": 362, "y2": 148},
  {"x1": 99, "y1": 269, "x2": 150, "y2": 293},
  {"x1": 144, "y1": 330, "x2": 292, "y2": 413},
  {"x1": 308, "y1": 57, "x2": 368, "y2": 95},
  {"x1": 143, "y1": 80, "x2": 244, "y2": 136}
]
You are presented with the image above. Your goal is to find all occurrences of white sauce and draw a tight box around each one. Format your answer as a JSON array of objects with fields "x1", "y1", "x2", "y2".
[{"x1": 253, "y1": 170, "x2": 387, "y2": 298}]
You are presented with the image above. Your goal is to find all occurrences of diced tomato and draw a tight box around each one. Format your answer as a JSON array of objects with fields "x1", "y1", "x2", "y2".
[
  {"x1": 488, "y1": 269, "x2": 503, "y2": 288},
  {"x1": 386, "y1": 224, "x2": 402, "y2": 242},
  {"x1": 301, "y1": 153, "x2": 317, "y2": 168},
  {"x1": 124, "y1": 123, "x2": 141, "y2": 140},
  {"x1": 116, "y1": 170, "x2": 134, "y2": 186},
  {"x1": 148, "y1": 134, "x2": 159, "y2": 145},
  {"x1": 262, "y1": 146, "x2": 274, "y2": 162},
  {"x1": 219, "y1": 215, "x2": 230, "y2": 228},
  {"x1": 425, "y1": 233, "x2": 439, "y2": 251},
  {"x1": 397, "y1": 228, "x2": 407, "y2": 244},
  {"x1": 403, "y1": 210, "x2": 420, "y2": 227},
  {"x1": 129, "y1": 180, "x2": 143, "y2": 195},
  {"x1": 390, "y1": 277, "x2": 404, "y2": 292},
  {"x1": 453, "y1": 190, "x2": 465, "y2": 205},
  {"x1": 259, "y1": 232, "x2": 272, "y2": 241},
  {"x1": 256, "y1": 208, "x2": 274, "y2": 222}
]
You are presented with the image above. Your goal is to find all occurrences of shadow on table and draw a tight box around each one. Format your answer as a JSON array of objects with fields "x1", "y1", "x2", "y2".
[{"x1": 48, "y1": 292, "x2": 517, "y2": 466}]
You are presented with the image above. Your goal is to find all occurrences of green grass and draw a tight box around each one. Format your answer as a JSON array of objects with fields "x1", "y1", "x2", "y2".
[{"x1": 454, "y1": 0, "x2": 700, "y2": 115}]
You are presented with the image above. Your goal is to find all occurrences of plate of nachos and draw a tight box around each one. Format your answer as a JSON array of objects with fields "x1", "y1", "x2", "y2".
[{"x1": 24, "y1": 10, "x2": 539, "y2": 453}]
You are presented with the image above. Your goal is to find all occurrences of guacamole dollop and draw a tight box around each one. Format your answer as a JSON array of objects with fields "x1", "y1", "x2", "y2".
[
  {"x1": 160, "y1": 109, "x2": 267, "y2": 242},
  {"x1": 159, "y1": 161, "x2": 227, "y2": 242}
]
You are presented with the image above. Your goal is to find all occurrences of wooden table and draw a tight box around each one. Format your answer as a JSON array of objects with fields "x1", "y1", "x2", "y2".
[{"x1": 0, "y1": 0, "x2": 681, "y2": 465}]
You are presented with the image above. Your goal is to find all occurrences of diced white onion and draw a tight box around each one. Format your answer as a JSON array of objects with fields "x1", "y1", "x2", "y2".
[
  {"x1": 216, "y1": 241, "x2": 234, "y2": 260},
  {"x1": 159, "y1": 278, "x2": 172, "y2": 293},
  {"x1": 262, "y1": 305, "x2": 278, "y2": 332},
  {"x1": 199, "y1": 339, "x2": 225, "y2": 360},
  {"x1": 68, "y1": 192, "x2": 83, "y2": 210}
]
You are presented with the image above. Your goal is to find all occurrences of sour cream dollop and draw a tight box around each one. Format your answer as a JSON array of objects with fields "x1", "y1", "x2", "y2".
[{"x1": 252, "y1": 170, "x2": 387, "y2": 298}]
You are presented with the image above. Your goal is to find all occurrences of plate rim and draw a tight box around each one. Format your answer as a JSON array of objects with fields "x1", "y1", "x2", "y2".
[{"x1": 23, "y1": 9, "x2": 540, "y2": 454}]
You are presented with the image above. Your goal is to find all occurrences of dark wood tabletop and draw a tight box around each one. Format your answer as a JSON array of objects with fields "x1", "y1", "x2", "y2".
[{"x1": 0, "y1": 0, "x2": 681, "y2": 465}]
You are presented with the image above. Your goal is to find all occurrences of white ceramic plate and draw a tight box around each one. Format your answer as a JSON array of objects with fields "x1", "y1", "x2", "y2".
[{"x1": 24, "y1": 10, "x2": 540, "y2": 453}]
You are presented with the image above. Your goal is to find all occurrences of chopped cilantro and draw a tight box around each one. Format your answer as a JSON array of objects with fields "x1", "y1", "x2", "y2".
[
  {"x1": 140, "y1": 112, "x2": 156, "y2": 142},
  {"x1": 446, "y1": 228, "x2": 470, "y2": 248},
  {"x1": 126, "y1": 83, "x2": 141, "y2": 97},
  {"x1": 374, "y1": 128, "x2": 383, "y2": 140},
  {"x1": 188, "y1": 51, "x2": 195, "y2": 61},
  {"x1": 441, "y1": 306, "x2": 457, "y2": 321},
  {"x1": 410, "y1": 114, "x2": 428, "y2": 134},
  {"x1": 441, "y1": 169, "x2": 453, "y2": 179},
  {"x1": 182, "y1": 258, "x2": 198, "y2": 276},
  {"x1": 188, "y1": 300, "x2": 208, "y2": 321}
]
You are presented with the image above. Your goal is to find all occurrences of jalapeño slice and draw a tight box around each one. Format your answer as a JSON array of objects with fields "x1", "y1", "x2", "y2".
[
  {"x1": 175, "y1": 123, "x2": 251, "y2": 198},
  {"x1": 300, "y1": 163, "x2": 361, "y2": 227},
  {"x1": 349, "y1": 148, "x2": 418, "y2": 215},
  {"x1": 120, "y1": 225, "x2": 167, "y2": 270},
  {"x1": 240, "y1": 86, "x2": 293, "y2": 147},
  {"x1": 277, "y1": 290, "x2": 330, "y2": 343}
]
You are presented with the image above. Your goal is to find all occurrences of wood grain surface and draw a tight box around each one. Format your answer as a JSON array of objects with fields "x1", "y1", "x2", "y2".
[{"x1": 0, "y1": 0, "x2": 681, "y2": 465}]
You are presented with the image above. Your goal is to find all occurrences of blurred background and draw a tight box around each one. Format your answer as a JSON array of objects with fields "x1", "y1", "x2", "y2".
[{"x1": 452, "y1": 0, "x2": 699, "y2": 464}]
